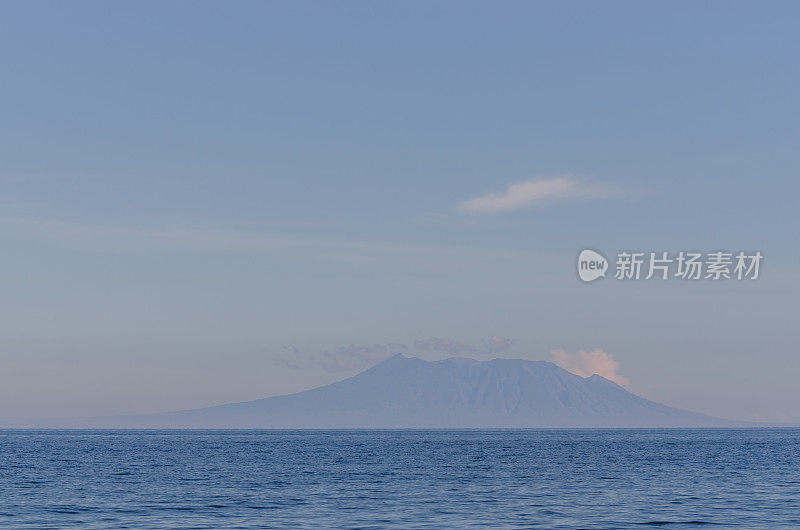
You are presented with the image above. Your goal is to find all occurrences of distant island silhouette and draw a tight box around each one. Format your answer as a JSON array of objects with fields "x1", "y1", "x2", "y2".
[{"x1": 9, "y1": 354, "x2": 750, "y2": 428}]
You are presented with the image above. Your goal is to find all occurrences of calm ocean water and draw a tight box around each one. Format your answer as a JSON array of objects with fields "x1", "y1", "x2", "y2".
[{"x1": 1, "y1": 429, "x2": 798, "y2": 528}]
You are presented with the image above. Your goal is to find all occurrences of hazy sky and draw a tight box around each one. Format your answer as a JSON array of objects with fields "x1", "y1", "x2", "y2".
[{"x1": 1, "y1": 1, "x2": 798, "y2": 422}]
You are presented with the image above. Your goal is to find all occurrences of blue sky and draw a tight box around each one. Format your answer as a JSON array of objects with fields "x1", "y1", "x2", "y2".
[{"x1": 1, "y1": 1, "x2": 798, "y2": 421}]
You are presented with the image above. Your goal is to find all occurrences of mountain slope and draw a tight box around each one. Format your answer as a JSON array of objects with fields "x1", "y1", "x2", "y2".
[{"x1": 82, "y1": 354, "x2": 736, "y2": 428}]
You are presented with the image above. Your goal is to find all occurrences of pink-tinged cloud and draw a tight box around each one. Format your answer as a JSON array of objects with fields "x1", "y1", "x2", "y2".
[{"x1": 551, "y1": 348, "x2": 630, "y2": 386}]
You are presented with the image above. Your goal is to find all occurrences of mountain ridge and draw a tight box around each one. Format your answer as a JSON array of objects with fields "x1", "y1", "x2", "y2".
[{"x1": 3, "y1": 355, "x2": 752, "y2": 428}]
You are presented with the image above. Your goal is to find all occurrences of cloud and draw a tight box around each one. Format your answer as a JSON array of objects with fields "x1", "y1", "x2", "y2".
[
  {"x1": 459, "y1": 176, "x2": 613, "y2": 214},
  {"x1": 275, "y1": 343, "x2": 403, "y2": 373},
  {"x1": 413, "y1": 335, "x2": 517, "y2": 356},
  {"x1": 317, "y1": 344, "x2": 404, "y2": 373},
  {"x1": 0, "y1": 214, "x2": 302, "y2": 253},
  {"x1": 413, "y1": 337, "x2": 479, "y2": 355},
  {"x1": 272, "y1": 346, "x2": 304, "y2": 370},
  {"x1": 279, "y1": 335, "x2": 520, "y2": 373},
  {"x1": 480, "y1": 335, "x2": 516, "y2": 353},
  {"x1": 550, "y1": 348, "x2": 630, "y2": 386},
  {"x1": 0, "y1": 212, "x2": 560, "y2": 270}
]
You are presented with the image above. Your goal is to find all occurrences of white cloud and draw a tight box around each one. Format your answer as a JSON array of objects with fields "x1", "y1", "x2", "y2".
[
  {"x1": 459, "y1": 176, "x2": 612, "y2": 214},
  {"x1": 551, "y1": 348, "x2": 630, "y2": 386}
]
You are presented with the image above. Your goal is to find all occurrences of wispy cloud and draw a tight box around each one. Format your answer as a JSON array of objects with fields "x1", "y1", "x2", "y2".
[
  {"x1": 0, "y1": 212, "x2": 557, "y2": 264},
  {"x1": 459, "y1": 176, "x2": 616, "y2": 214},
  {"x1": 0, "y1": 214, "x2": 301, "y2": 253},
  {"x1": 551, "y1": 347, "x2": 630, "y2": 386},
  {"x1": 278, "y1": 335, "x2": 520, "y2": 373},
  {"x1": 275, "y1": 343, "x2": 405, "y2": 373},
  {"x1": 480, "y1": 335, "x2": 516, "y2": 353},
  {"x1": 413, "y1": 335, "x2": 516, "y2": 356},
  {"x1": 278, "y1": 341, "x2": 631, "y2": 386},
  {"x1": 412, "y1": 337, "x2": 479, "y2": 355},
  {"x1": 318, "y1": 344, "x2": 405, "y2": 372}
]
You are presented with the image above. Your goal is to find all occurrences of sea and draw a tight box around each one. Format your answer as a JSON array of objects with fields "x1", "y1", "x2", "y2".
[{"x1": 1, "y1": 429, "x2": 798, "y2": 528}]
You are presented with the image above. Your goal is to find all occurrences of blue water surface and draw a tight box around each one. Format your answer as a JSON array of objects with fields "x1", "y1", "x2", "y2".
[{"x1": 1, "y1": 429, "x2": 798, "y2": 528}]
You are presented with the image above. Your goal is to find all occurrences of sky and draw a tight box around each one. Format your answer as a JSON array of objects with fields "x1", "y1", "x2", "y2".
[{"x1": 0, "y1": 1, "x2": 798, "y2": 422}]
